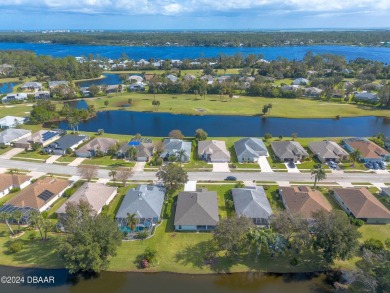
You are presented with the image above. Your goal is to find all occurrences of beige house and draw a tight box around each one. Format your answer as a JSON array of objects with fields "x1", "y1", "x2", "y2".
[
  {"x1": 308, "y1": 141, "x2": 349, "y2": 163},
  {"x1": 0, "y1": 174, "x2": 32, "y2": 198},
  {"x1": 198, "y1": 140, "x2": 230, "y2": 162}
]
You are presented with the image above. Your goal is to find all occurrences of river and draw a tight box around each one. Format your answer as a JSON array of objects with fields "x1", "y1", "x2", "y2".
[
  {"x1": 0, "y1": 266, "x2": 333, "y2": 293},
  {"x1": 0, "y1": 43, "x2": 390, "y2": 62}
]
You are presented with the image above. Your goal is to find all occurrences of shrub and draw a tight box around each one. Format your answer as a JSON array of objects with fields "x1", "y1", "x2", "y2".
[
  {"x1": 385, "y1": 238, "x2": 390, "y2": 249},
  {"x1": 143, "y1": 247, "x2": 158, "y2": 263},
  {"x1": 234, "y1": 182, "x2": 245, "y2": 188},
  {"x1": 225, "y1": 199, "x2": 234, "y2": 210},
  {"x1": 9, "y1": 240, "x2": 23, "y2": 254},
  {"x1": 28, "y1": 232, "x2": 38, "y2": 242},
  {"x1": 135, "y1": 231, "x2": 149, "y2": 240},
  {"x1": 290, "y1": 257, "x2": 299, "y2": 266},
  {"x1": 263, "y1": 185, "x2": 270, "y2": 190},
  {"x1": 350, "y1": 217, "x2": 364, "y2": 227},
  {"x1": 362, "y1": 238, "x2": 384, "y2": 252},
  {"x1": 9, "y1": 187, "x2": 21, "y2": 193}
]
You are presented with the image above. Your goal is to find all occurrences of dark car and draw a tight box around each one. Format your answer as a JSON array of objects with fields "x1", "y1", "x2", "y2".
[
  {"x1": 287, "y1": 161, "x2": 295, "y2": 168},
  {"x1": 225, "y1": 176, "x2": 237, "y2": 181}
]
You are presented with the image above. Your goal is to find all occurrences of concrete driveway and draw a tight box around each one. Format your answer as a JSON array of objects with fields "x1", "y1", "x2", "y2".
[
  {"x1": 184, "y1": 181, "x2": 197, "y2": 191},
  {"x1": 285, "y1": 162, "x2": 300, "y2": 173},
  {"x1": 0, "y1": 147, "x2": 25, "y2": 159},
  {"x1": 45, "y1": 155, "x2": 61, "y2": 164},
  {"x1": 212, "y1": 163, "x2": 230, "y2": 172},
  {"x1": 133, "y1": 162, "x2": 146, "y2": 172},
  {"x1": 68, "y1": 158, "x2": 86, "y2": 167},
  {"x1": 258, "y1": 156, "x2": 273, "y2": 173}
]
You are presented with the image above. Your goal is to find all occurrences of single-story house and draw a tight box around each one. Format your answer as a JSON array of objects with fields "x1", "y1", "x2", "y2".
[
  {"x1": 200, "y1": 75, "x2": 214, "y2": 85},
  {"x1": 56, "y1": 182, "x2": 117, "y2": 217},
  {"x1": 75, "y1": 137, "x2": 118, "y2": 158},
  {"x1": 0, "y1": 129, "x2": 31, "y2": 146},
  {"x1": 106, "y1": 85, "x2": 124, "y2": 94},
  {"x1": 384, "y1": 137, "x2": 390, "y2": 150},
  {"x1": 279, "y1": 186, "x2": 332, "y2": 219},
  {"x1": 160, "y1": 139, "x2": 191, "y2": 162},
  {"x1": 183, "y1": 74, "x2": 196, "y2": 81},
  {"x1": 304, "y1": 87, "x2": 323, "y2": 97},
  {"x1": 232, "y1": 186, "x2": 273, "y2": 226},
  {"x1": 354, "y1": 92, "x2": 379, "y2": 103},
  {"x1": 21, "y1": 82, "x2": 42, "y2": 91},
  {"x1": 292, "y1": 78, "x2": 309, "y2": 85},
  {"x1": 42, "y1": 135, "x2": 88, "y2": 155},
  {"x1": 128, "y1": 75, "x2": 143, "y2": 83},
  {"x1": 198, "y1": 140, "x2": 230, "y2": 163},
  {"x1": 332, "y1": 188, "x2": 390, "y2": 224},
  {"x1": 13, "y1": 130, "x2": 61, "y2": 149},
  {"x1": 174, "y1": 188, "x2": 219, "y2": 231},
  {"x1": 117, "y1": 138, "x2": 154, "y2": 161},
  {"x1": 166, "y1": 74, "x2": 178, "y2": 83},
  {"x1": 0, "y1": 116, "x2": 25, "y2": 129},
  {"x1": 128, "y1": 82, "x2": 146, "y2": 92},
  {"x1": 234, "y1": 137, "x2": 268, "y2": 162},
  {"x1": 48, "y1": 81, "x2": 68, "y2": 89},
  {"x1": 1, "y1": 93, "x2": 28, "y2": 103},
  {"x1": 270, "y1": 141, "x2": 309, "y2": 162},
  {"x1": 381, "y1": 188, "x2": 390, "y2": 197},
  {"x1": 0, "y1": 173, "x2": 32, "y2": 198},
  {"x1": 343, "y1": 137, "x2": 390, "y2": 162},
  {"x1": 282, "y1": 85, "x2": 300, "y2": 91},
  {"x1": 218, "y1": 76, "x2": 230, "y2": 83},
  {"x1": 34, "y1": 91, "x2": 50, "y2": 100},
  {"x1": 1, "y1": 177, "x2": 72, "y2": 222},
  {"x1": 115, "y1": 185, "x2": 165, "y2": 230},
  {"x1": 308, "y1": 141, "x2": 349, "y2": 163}
]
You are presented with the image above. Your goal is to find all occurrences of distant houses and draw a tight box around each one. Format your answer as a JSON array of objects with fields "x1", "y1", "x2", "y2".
[
  {"x1": 174, "y1": 188, "x2": 219, "y2": 231},
  {"x1": 21, "y1": 82, "x2": 42, "y2": 92},
  {"x1": 234, "y1": 137, "x2": 268, "y2": 162},
  {"x1": 354, "y1": 92, "x2": 379, "y2": 103},
  {"x1": 308, "y1": 141, "x2": 349, "y2": 163},
  {"x1": 48, "y1": 81, "x2": 68, "y2": 89},
  {"x1": 343, "y1": 137, "x2": 390, "y2": 162},
  {"x1": 198, "y1": 140, "x2": 230, "y2": 163},
  {"x1": 270, "y1": 141, "x2": 309, "y2": 162},
  {"x1": 1, "y1": 93, "x2": 28, "y2": 103}
]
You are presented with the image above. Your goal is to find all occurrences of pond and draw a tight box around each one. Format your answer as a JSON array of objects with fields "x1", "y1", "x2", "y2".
[
  {"x1": 0, "y1": 266, "x2": 333, "y2": 293},
  {"x1": 58, "y1": 109, "x2": 390, "y2": 137},
  {"x1": 76, "y1": 73, "x2": 122, "y2": 88},
  {"x1": 0, "y1": 82, "x2": 19, "y2": 94}
]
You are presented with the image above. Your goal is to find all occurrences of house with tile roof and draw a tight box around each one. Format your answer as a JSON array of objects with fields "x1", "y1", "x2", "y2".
[
  {"x1": 234, "y1": 137, "x2": 268, "y2": 162},
  {"x1": 0, "y1": 173, "x2": 32, "y2": 198},
  {"x1": 198, "y1": 140, "x2": 230, "y2": 162},
  {"x1": 332, "y1": 188, "x2": 390, "y2": 224},
  {"x1": 308, "y1": 141, "x2": 349, "y2": 163},
  {"x1": 174, "y1": 188, "x2": 219, "y2": 231},
  {"x1": 271, "y1": 141, "x2": 309, "y2": 162},
  {"x1": 279, "y1": 186, "x2": 332, "y2": 219},
  {"x1": 232, "y1": 186, "x2": 273, "y2": 226},
  {"x1": 343, "y1": 137, "x2": 390, "y2": 162}
]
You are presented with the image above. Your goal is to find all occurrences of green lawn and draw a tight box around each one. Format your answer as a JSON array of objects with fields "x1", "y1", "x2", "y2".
[
  {"x1": 82, "y1": 156, "x2": 136, "y2": 168},
  {"x1": 0, "y1": 147, "x2": 11, "y2": 155},
  {"x1": 13, "y1": 151, "x2": 51, "y2": 160},
  {"x1": 104, "y1": 184, "x2": 137, "y2": 218},
  {"x1": 263, "y1": 185, "x2": 285, "y2": 213},
  {"x1": 55, "y1": 155, "x2": 77, "y2": 163}
]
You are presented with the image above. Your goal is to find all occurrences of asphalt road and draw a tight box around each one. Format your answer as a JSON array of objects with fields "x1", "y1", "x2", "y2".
[{"x1": 1, "y1": 159, "x2": 389, "y2": 184}]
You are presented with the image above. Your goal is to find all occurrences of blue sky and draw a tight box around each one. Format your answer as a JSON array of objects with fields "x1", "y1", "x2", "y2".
[{"x1": 1, "y1": 0, "x2": 390, "y2": 30}]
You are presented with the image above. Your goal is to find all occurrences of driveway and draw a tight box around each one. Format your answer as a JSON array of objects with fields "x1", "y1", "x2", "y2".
[
  {"x1": 45, "y1": 155, "x2": 61, "y2": 164},
  {"x1": 133, "y1": 162, "x2": 146, "y2": 172},
  {"x1": 258, "y1": 156, "x2": 273, "y2": 173},
  {"x1": 68, "y1": 157, "x2": 86, "y2": 167},
  {"x1": 285, "y1": 162, "x2": 300, "y2": 173},
  {"x1": 0, "y1": 148, "x2": 25, "y2": 159},
  {"x1": 212, "y1": 163, "x2": 230, "y2": 172},
  {"x1": 184, "y1": 180, "x2": 197, "y2": 191}
]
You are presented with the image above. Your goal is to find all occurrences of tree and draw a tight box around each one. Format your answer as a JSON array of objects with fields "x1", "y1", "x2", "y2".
[
  {"x1": 12, "y1": 210, "x2": 23, "y2": 233},
  {"x1": 176, "y1": 149, "x2": 187, "y2": 166},
  {"x1": 108, "y1": 169, "x2": 117, "y2": 182},
  {"x1": 29, "y1": 211, "x2": 51, "y2": 241},
  {"x1": 350, "y1": 149, "x2": 362, "y2": 166},
  {"x1": 195, "y1": 128, "x2": 208, "y2": 141},
  {"x1": 0, "y1": 212, "x2": 14, "y2": 235},
  {"x1": 152, "y1": 99, "x2": 160, "y2": 111},
  {"x1": 125, "y1": 146, "x2": 138, "y2": 161},
  {"x1": 89, "y1": 84, "x2": 100, "y2": 96},
  {"x1": 246, "y1": 228, "x2": 279, "y2": 259},
  {"x1": 77, "y1": 165, "x2": 99, "y2": 182},
  {"x1": 126, "y1": 213, "x2": 139, "y2": 232},
  {"x1": 97, "y1": 129, "x2": 104, "y2": 135},
  {"x1": 291, "y1": 132, "x2": 298, "y2": 140},
  {"x1": 264, "y1": 133, "x2": 272, "y2": 140},
  {"x1": 154, "y1": 141, "x2": 164, "y2": 154},
  {"x1": 169, "y1": 129, "x2": 184, "y2": 139},
  {"x1": 156, "y1": 164, "x2": 188, "y2": 191},
  {"x1": 262, "y1": 104, "x2": 269, "y2": 115},
  {"x1": 213, "y1": 216, "x2": 254, "y2": 258},
  {"x1": 116, "y1": 167, "x2": 133, "y2": 187},
  {"x1": 58, "y1": 201, "x2": 122, "y2": 273},
  {"x1": 104, "y1": 100, "x2": 109, "y2": 107},
  {"x1": 312, "y1": 210, "x2": 360, "y2": 263},
  {"x1": 311, "y1": 163, "x2": 326, "y2": 189}
]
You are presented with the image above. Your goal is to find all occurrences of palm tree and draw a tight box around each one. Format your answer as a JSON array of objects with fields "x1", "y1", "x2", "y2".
[
  {"x1": 108, "y1": 169, "x2": 117, "y2": 182},
  {"x1": 12, "y1": 210, "x2": 23, "y2": 233},
  {"x1": 247, "y1": 228, "x2": 276, "y2": 259},
  {"x1": 177, "y1": 149, "x2": 186, "y2": 166},
  {"x1": 311, "y1": 163, "x2": 327, "y2": 189},
  {"x1": 126, "y1": 213, "x2": 139, "y2": 232},
  {"x1": 29, "y1": 211, "x2": 43, "y2": 240},
  {"x1": 0, "y1": 212, "x2": 14, "y2": 235},
  {"x1": 349, "y1": 149, "x2": 362, "y2": 167}
]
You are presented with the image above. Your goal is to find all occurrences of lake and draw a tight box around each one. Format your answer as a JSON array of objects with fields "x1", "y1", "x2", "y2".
[
  {"x1": 58, "y1": 106, "x2": 390, "y2": 137},
  {"x1": 0, "y1": 266, "x2": 332, "y2": 293},
  {"x1": 0, "y1": 82, "x2": 19, "y2": 94},
  {"x1": 0, "y1": 43, "x2": 390, "y2": 62},
  {"x1": 76, "y1": 73, "x2": 122, "y2": 88}
]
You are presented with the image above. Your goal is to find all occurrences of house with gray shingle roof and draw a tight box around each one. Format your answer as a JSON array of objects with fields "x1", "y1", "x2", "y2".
[
  {"x1": 116, "y1": 185, "x2": 165, "y2": 228},
  {"x1": 308, "y1": 141, "x2": 349, "y2": 163},
  {"x1": 42, "y1": 135, "x2": 88, "y2": 155},
  {"x1": 292, "y1": 78, "x2": 309, "y2": 85},
  {"x1": 270, "y1": 141, "x2": 309, "y2": 162},
  {"x1": 234, "y1": 137, "x2": 268, "y2": 162},
  {"x1": 75, "y1": 137, "x2": 118, "y2": 158},
  {"x1": 174, "y1": 188, "x2": 219, "y2": 231},
  {"x1": 160, "y1": 139, "x2": 191, "y2": 162},
  {"x1": 0, "y1": 128, "x2": 31, "y2": 146},
  {"x1": 21, "y1": 82, "x2": 42, "y2": 91},
  {"x1": 0, "y1": 116, "x2": 25, "y2": 129},
  {"x1": 2, "y1": 93, "x2": 28, "y2": 103},
  {"x1": 381, "y1": 188, "x2": 390, "y2": 197},
  {"x1": 354, "y1": 92, "x2": 379, "y2": 103},
  {"x1": 198, "y1": 140, "x2": 230, "y2": 162},
  {"x1": 232, "y1": 186, "x2": 273, "y2": 226}
]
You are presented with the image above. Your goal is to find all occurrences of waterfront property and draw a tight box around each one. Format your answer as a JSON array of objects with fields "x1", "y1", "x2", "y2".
[
  {"x1": 56, "y1": 182, "x2": 117, "y2": 217},
  {"x1": 160, "y1": 139, "x2": 191, "y2": 162},
  {"x1": 42, "y1": 134, "x2": 88, "y2": 155},
  {"x1": 174, "y1": 188, "x2": 219, "y2": 231},
  {"x1": 270, "y1": 141, "x2": 309, "y2": 162},
  {"x1": 115, "y1": 185, "x2": 165, "y2": 232},
  {"x1": 13, "y1": 130, "x2": 61, "y2": 149},
  {"x1": 0, "y1": 177, "x2": 71, "y2": 222},
  {"x1": 0, "y1": 116, "x2": 25, "y2": 129},
  {"x1": 279, "y1": 186, "x2": 332, "y2": 220},
  {"x1": 343, "y1": 137, "x2": 390, "y2": 162},
  {"x1": 0, "y1": 128, "x2": 31, "y2": 146},
  {"x1": 1, "y1": 93, "x2": 28, "y2": 103},
  {"x1": 198, "y1": 140, "x2": 230, "y2": 162},
  {"x1": 234, "y1": 137, "x2": 268, "y2": 162},
  {"x1": 117, "y1": 138, "x2": 154, "y2": 161},
  {"x1": 48, "y1": 80, "x2": 68, "y2": 89},
  {"x1": 308, "y1": 140, "x2": 349, "y2": 163},
  {"x1": 0, "y1": 173, "x2": 32, "y2": 198},
  {"x1": 21, "y1": 81, "x2": 42, "y2": 91},
  {"x1": 332, "y1": 188, "x2": 390, "y2": 224},
  {"x1": 34, "y1": 90, "x2": 50, "y2": 100},
  {"x1": 75, "y1": 137, "x2": 118, "y2": 158},
  {"x1": 354, "y1": 92, "x2": 379, "y2": 103},
  {"x1": 232, "y1": 186, "x2": 273, "y2": 226}
]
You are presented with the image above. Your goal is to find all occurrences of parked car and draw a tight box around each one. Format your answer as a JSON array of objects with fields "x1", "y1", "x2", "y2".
[
  {"x1": 287, "y1": 161, "x2": 295, "y2": 168},
  {"x1": 225, "y1": 176, "x2": 237, "y2": 181},
  {"x1": 372, "y1": 162, "x2": 379, "y2": 170},
  {"x1": 365, "y1": 162, "x2": 373, "y2": 169}
]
